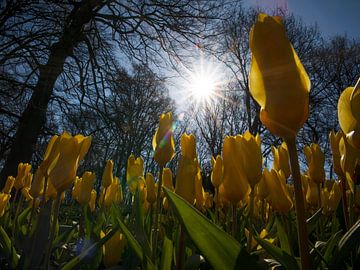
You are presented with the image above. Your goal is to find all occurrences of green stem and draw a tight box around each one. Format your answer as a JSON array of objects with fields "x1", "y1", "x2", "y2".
[
  {"x1": 176, "y1": 224, "x2": 186, "y2": 270},
  {"x1": 232, "y1": 204, "x2": 237, "y2": 237},
  {"x1": 285, "y1": 136, "x2": 310, "y2": 270},
  {"x1": 340, "y1": 177, "x2": 349, "y2": 230},
  {"x1": 12, "y1": 191, "x2": 24, "y2": 239},
  {"x1": 44, "y1": 192, "x2": 61, "y2": 270},
  {"x1": 247, "y1": 188, "x2": 255, "y2": 252},
  {"x1": 152, "y1": 166, "x2": 164, "y2": 261},
  {"x1": 26, "y1": 199, "x2": 36, "y2": 235}
]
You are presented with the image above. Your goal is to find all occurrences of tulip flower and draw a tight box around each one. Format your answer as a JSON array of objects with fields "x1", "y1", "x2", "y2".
[
  {"x1": 211, "y1": 155, "x2": 223, "y2": 188},
  {"x1": 305, "y1": 176, "x2": 319, "y2": 208},
  {"x1": 329, "y1": 131, "x2": 344, "y2": 177},
  {"x1": 29, "y1": 167, "x2": 44, "y2": 199},
  {"x1": 101, "y1": 230, "x2": 126, "y2": 267},
  {"x1": 40, "y1": 135, "x2": 60, "y2": 176},
  {"x1": 21, "y1": 187, "x2": 33, "y2": 202},
  {"x1": 338, "y1": 78, "x2": 360, "y2": 150},
  {"x1": 48, "y1": 132, "x2": 92, "y2": 193},
  {"x1": 73, "y1": 171, "x2": 95, "y2": 205},
  {"x1": 89, "y1": 189, "x2": 97, "y2": 212},
  {"x1": 103, "y1": 182, "x2": 123, "y2": 207},
  {"x1": 0, "y1": 192, "x2": 11, "y2": 217},
  {"x1": 14, "y1": 163, "x2": 32, "y2": 190},
  {"x1": 126, "y1": 154, "x2": 144, "y2": 194},
  {"x1": 162, "y1": 168, "x2": 174, "y2": 191},
  {"x1": 249, "y1": 14, "x2": 311, "y2": 139},
  {"x1": 175, "y1": 133, "x2": 198, "y2": 203},
  {"x1": 255, "y1": 175, "x2": 269, "y2": 200},
  {"x1": 304, "y1": 143, "x2": 325, "y2": 184},
  {"x1": 339, "y1": 136, "x2": 360, "y2": 184},
  {"x1": 102, "y1": 160, "x2": 114, "y2": 188},
  {"x1": 237, "y1": 131, "x2": 263, "y2": 188},
  {"x1": 264, "y1": 168, "x2": 293, "y2": 213},
  {"x1": 145, "y1": 173, "x2": 156, "y2": 204},
  {"x1": 194, "y1": 166, "x2": 205, "y2": 211},
  {"x1": 153, "y1": 112, "x2": 175, "y2": 166},
  {"x1": 272, "y1": 142, "x2": 291, "y2": 179},
  {"x1": 2, "y1": 176, "x2": 15, "y2": 194},
  {"x1": 322, "y1": 181, "x2": 341, "y2": 215},
  {"x1": 222, "y1": 136, "x2": 250, "y2": 205}
]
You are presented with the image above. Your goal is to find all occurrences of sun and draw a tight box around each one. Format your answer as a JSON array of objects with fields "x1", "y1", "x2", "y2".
[{"x1": 190, "y1": 73, "x2": 217, "y2": 102}]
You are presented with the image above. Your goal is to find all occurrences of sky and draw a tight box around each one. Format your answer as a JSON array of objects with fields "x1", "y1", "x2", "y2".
[{"x1": 243, "y1": 0, "x2": 360, "y2": 39}]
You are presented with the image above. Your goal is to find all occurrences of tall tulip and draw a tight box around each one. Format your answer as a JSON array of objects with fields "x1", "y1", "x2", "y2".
[
  {"x1": 101, "y1": 230, "x2": 126, "y2": 267},
  {"x1": 14, "y1": 163, "x2": 32, "y2": 190},
  {"x1": 2, "y1": 176, "x2": 15, "y2": 194},
  {"x1": 272, "y1": 142, "x2": 291, "y2": 179},
  {"x1": 0, "y1": 193, "x2": 11, "y2": 217},
  {"x1": 126, "y1": 154, "x2": 144, "y2": 194},
  {"x1": 153, "y1": 112, "x2": 175, "y2": 166},
  {"x1": 304, "y1": 143, "x2": 325, "y2": 184},
  {"x1": 102, "y1": 160, "x2": 114, "y2": 188},
  {"x1": 211, "y1": 155, "x2": 223, "y2": 188},
  {"x1": 145, "y1": 173, "x2": 156, "y2": 204}
]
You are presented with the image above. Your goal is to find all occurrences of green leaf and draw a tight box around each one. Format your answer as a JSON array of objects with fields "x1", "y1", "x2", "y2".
[
  {"x1": 0, "y1": 226, "x2": 19, "y2": 268},
  {"x1": 164, "y1": 188, "x2": 261, "y2": 270},
  {"x1": 306, "y1": 208, "x2": 322, "y2": 235},
  {"x1": 254, "y1": 236, "x2": 299, "y2": 270},
  {"x1": 323, "y1": 231, "x2": 342, "y2": 263},
  {"x1": 160, "y1": 235, "x2": 173, "y2": 270},
  {"x1": 330, "y1": 218, "x2": 360, "y2": 269},
  {"x1": 61, "y1": 225, "x2": 120, "y2": 270},
  {"x1": 275, "y1": 215, "x2": 292, "y2": 255}
]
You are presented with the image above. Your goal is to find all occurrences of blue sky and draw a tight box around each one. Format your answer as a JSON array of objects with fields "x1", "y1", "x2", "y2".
[{"x1": 243, "y1": 0, "x2": 359, "y2": 39}]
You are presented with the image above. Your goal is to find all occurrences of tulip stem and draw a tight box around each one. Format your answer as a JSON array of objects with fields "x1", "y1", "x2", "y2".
[
  {"x1": 152, "y1": 166, "x2": 164, "y2": 262},
  {"x1": 176, "y1": 224, "x2": 186, "y2": 270},
  {"x1": 285, "y1": 136, "x2": 310, "y2": 270},
  {"x1": 247, "y1": 188, "x2": 255, "y2": 252},
  {"x1": 26, "y1": 199, "x2": 36, "y2": 235},
  {"x1": 12, "y1": 192, "x2": 24, "y2": 239},
  {"x1": 44, "y1": 192, "x2": 61, "y2": 270},
  {"x1": 232, "y1": 204, "x2": 237, "y2": 238},
  {"x1": 340, "y1": 178, "x2": 349, "y2": 230}
]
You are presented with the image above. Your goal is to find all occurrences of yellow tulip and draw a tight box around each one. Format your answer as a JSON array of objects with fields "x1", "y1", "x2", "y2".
[
  {"x1": 48, "y1": 132, "x2": 92, "y2": 193},
  {"x1": 89, "y1": 189, "x2": 97, "y2": 212},
  {"x1": 102, "y1": 160, "x2": 114, "y2": 188},
  {"x1": 14, "y1": 163, "x2": 32, "y2": 190},
  {"x1": 0, "y1": 193, "x2": 11, "y2": 217},
  {"x1": 40, "y1": 135, "x2": 60, "y2": 176},
  {"x1": 145, "y1": 173, "x2": 156, "y2": 204},
  {"x1": 237, "y1": 131, "x2": 263, "y2": 188},
  {"x1": 264, "y1": 168, "x2": 293, "y2": 213},
  {"x1": 305, "y1": 176, "x2": 318, "y2": 208},
  {"x1": 272, "y1": 142, "x2": 291, "y2": 178},
  {"x1": 46, "y1": 179, "x2": 58, "y2": 200},
  {"x1": 153, "y1": 112, "x2": 175, "y2": 166},
  {"x1": 162, "y1": 168, "x2": 174, "y2": 191},
  {"x1": 339, "y1": 137, "x2": 360, "y2": 180},
  {"x1": 304, "y1": 143, "x2": 325, "y2": 184},
  {"x1": 329, "y1": 131, "x2": 344, "y2": 177},
  {"x1": 322, "y1": 181, "x2": 341, "y2": 215},
  {"x1": 29, "y1": 168, "x2": 44, "y2": 199},
  {"x1": 126, "y1": 154, "x2": 144, "y2": 194},
  {"x1": 2, "y1": 176, "x2": 15, "y2": 194},
  {"x1": 211, "y1": 155, "x2": 223, "y2": 188},
  {"x1": 74, "y1": 171, "x2": 95, "y2": 205},
  {"x1": 103, "y1": 182, "x2": 123, "y2": 207},
  {"x1": 338, "y1": 78, "x2": 360, "y2": 150},
  {"x1": 249, "y1": 13, "x2": 310, "y2": 138},
  {"x1": 175, "y1": 133, "x2": 197, "y2": 204},
  {"x1": 101, "y1": 230, "x2": 126, "y2": 267},
  {"x1": 222, "y1": 136, "x2": 250, "y2": 205},
  {"x1": 255, "y1": 175, "x2": 269, "y2": 200},
  {"x1": 194, "y1": 166, "x2": 205, "y2": 211},
  {"x1": 21, "y1": 187, "x2": 33, "y2": 202}
]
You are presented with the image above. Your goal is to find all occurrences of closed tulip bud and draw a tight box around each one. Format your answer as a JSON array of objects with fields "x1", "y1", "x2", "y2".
[
  {"x1": 222, "y1": 136, "x2": 250, "y2": 205},
  {"x1": 255, "y1": 175, "x2": 269, "y2": 200},
  {"x1": 237, "y1": 131, "x2": 263, "y2": 188},
  {"x1": 102, "y1": 160, "x2": 114, "y2": 188},
  {"x1": 249, "y1": 14, "x2": 310, "y2": 138},
  {"x1": 145, "y1": 173, "x2": 156, "y2": 204},
  {"x1": 0, "y1": 193, "x2": 11, "y2": 217},
  {"x1": 194, "y1": 166, "x2": 205, "y2": 211},
  {"x1": 339, "y1": 137, "x2": 360, "y2": 179},
  {"x1": 89, "y1": 190, "x2": 97, "y2": 212},
  {"x1": 322, "y1": 181, "x2": 341, "y2": 215},
  {"x1": 264, "y1": 169, "x2": 293, "y2": 213},
  {"x1": 40, "y1": 135, "x2": 60, "y2": 176},
  {"x1": 329, "y1": 131, "x2": 344, "y2": 177},
  {"x1": 211, "y1": 155, "x2": 223, "y2": 188},
  {"x1": 48, "y1": 132, "x2": 92, "y2": 193},
  {"x1": 114, "y1": 177, "x2": 123, "y2": 203},
  {"x1": 14, "y1": 163, "x2": 32, "y2": 190},
  {"x1": 29, "y1": 168, "x2": 44, "y2": 199},
  {"x1": 305, "y1": 176, "x2": 318, "y2": 208},
  {"x1": 2, "y1": 176, "x2": 15, "y2": 194},
  {"x1": 126, "y1": 154, "x2": 144, "y2": 195},
  {"x1": 272, "y1": 142, "x2": 291, "y2": 178},
  {"x1": 175, "y1": 133, "x2": 198, "y2": 203},
  {"x1": 76, "y1": 171, "x2": 95, "y2": 205},
  {"x1": 24, "y1": 173, "x2": 33, "y2": 189},
  {"x1": 153, "y1": 112, "x2": 175, "y2": 166},
  {"x1": 338, "y1": 78, "x2": 360, "y2": 150},
  {"x1": 304, "y1": 143, "x2": 325, "y2": 184},
  {"x1": 104, "y1": 182, "x2": 123, "y2": 207},
  {"x1": 162, "y1": 168, "x2": 174, "y2": 191},
  {"x1": 101, "y1": 230, "x2": 126, "y2": 267}
]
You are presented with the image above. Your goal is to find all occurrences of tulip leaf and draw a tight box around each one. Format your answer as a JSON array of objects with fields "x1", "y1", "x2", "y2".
[
  {"x1": 0, "y1": 226, "x2": 19, "y2": 268},
  {"x1": 329, "y1": 218, "x2": 360, "y2": 269},
  {"x1": 323, "y1": 231, "x2": 342, "y2": 264},
  {"x1": 160, "y1": 235, "x2": 173, "y2": 270},
  {"x1": 254, "y1": 236, "x2": 299, "y2": 270},
  {"x1": 117, "y1": 217, "x2": 156, "y2": 270},
  {"x1": 164, "y1": 188, "x2": 261, "y2": 270},
  {"x1": 306, "y1": 208, "x2": 322, "y2": 235},
  {"x1": 61, "y1": 225, "x2": 120, "y2": 270},
  {"x1": 275, "y1": 215, "x2": 292, "y2": 255}
]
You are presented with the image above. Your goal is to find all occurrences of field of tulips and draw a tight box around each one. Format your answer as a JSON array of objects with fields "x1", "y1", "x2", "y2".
[{"x1": 1, "y1": 13, "x2": 360, "y2": 270}]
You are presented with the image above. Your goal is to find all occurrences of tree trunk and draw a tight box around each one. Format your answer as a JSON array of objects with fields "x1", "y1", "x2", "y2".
[{"x1": 0, "y1": 0, "x2": 105, "y2": 187}]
